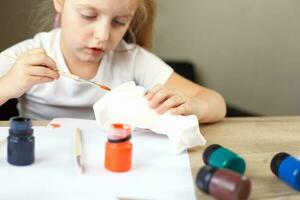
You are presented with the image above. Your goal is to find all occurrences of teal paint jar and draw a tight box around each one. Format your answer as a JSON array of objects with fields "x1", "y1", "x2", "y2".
[{"x1": 203, "y1": 144, "x2": 246, "y2": 175}]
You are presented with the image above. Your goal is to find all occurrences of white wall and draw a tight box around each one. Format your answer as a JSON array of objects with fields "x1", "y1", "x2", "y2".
[{"x1": 153, "y1": 0, "x2": 300, "y2": 115}]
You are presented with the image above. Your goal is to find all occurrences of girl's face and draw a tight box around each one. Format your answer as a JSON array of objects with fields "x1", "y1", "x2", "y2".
[{"x1": 54, "y1": 0, "x2": 138, "y2": 63}]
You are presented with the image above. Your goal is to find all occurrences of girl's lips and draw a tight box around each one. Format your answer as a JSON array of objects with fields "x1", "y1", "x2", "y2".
[{"x1": 85, "y1": 47, "x2": 104, "y2": 56}]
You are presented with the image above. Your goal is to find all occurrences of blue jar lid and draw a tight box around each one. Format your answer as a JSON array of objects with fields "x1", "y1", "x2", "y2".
[
  {"x1": 271, "y1": 152, "x2": 290, "y2": 176},
  {"x1": 9, "y1": 117, "x2": 33, "y2": 136}
]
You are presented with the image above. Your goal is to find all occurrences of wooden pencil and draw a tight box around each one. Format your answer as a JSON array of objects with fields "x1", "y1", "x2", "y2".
[{"x1": 75, "y1": 128, "x2": 85, "y2": 174}]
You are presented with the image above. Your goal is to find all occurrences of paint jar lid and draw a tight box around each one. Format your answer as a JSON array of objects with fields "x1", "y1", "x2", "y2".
[
  {"x1": 203, "y1": 144, "x2": 222, "y2": 165},
  {"x1": 9, "y1": 117, "x2": 33, "y2": 137},
  {"x1": 271, "y1": 152, "x2": 290, "y2": 176},
  {"x1": 108, "y1": 124, "x2": 131, "y2": 143},
  {"x1": 196, "y1": 165, "x2": 218, "y2": 194}
]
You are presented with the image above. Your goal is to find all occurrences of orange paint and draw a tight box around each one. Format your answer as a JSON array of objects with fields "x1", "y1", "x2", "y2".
[
  {"x1": 105, "y1": 124, "x2": 132, "y2": 172},
  {"x1": 100, "y1": 85, "x2": 111, "y2": 91},
  {"x1": 50, "y1": 123, "x2": 61, "y2": 128}
]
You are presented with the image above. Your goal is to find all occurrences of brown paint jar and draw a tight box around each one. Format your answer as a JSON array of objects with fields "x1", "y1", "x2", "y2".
[{"x1": 196, "y1": 165, "x2": 251, "y2": 200}]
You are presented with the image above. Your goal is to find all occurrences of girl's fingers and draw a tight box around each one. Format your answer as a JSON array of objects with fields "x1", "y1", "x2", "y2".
[
  {"x1": 148, "y1": 88, "x2": 176, "y2": 109},
  {"x1": 27, "y1": 54, "x2": 57, "y2": 71},
  {"x1": 28, "y1": 66, "x2": 59, "y2": 80},
  {"x1": 30, "y1": 76, "x2": 54, "y2": 84},
  {"x1": 145, "y1": 84, "x2": 163, "y2": 100},
  {"x1": 168, "y1": 103, "x2": 190, "y2": 116},
  {"x1": 156, "y1": 95, "x2": 185, "y2": 114},
  {"x1": 19, "y1": 49, "x2": 58, "y2": 71},
  {"x1": 19, "y1": 48, "x2": 45, "y2": 57}
]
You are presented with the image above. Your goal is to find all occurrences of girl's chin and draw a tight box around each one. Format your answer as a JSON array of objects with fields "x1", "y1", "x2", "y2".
[{"x1": 78, "y1": 53, "x2": 103, "y2": 63}]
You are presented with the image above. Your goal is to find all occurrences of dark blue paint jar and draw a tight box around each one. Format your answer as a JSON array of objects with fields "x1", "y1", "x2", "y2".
[
  {"x1": 271, "y1": 152, "x2": 300, "y2": 191},
  {"x1": 7, "y1": 117, "x2": 35, "y2": 166}
]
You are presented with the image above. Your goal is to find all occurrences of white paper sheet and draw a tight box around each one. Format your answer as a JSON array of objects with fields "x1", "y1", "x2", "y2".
[{"x1": 0, "y1": 119, "x2": 196, "y2": 200}]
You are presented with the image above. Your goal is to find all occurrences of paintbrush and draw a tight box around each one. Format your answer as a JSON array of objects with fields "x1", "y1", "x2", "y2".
[
  {"x1": 75, "y1": 128, "x2": 85, "y2": 174},
  {"x1": 0, "y1": 53, "x2": 111, "y2": 91}
]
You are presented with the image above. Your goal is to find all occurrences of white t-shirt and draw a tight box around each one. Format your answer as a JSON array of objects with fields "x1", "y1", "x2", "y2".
[{"x1": 0, "y1": 29, "x2": 173, "y2": 119}]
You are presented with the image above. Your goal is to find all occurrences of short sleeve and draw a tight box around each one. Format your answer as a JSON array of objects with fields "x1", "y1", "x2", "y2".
[
  {"x1": 0, "y1": 49, "x2": 15, "y2": 77},
  {"x1": 133, "y1": 47, "x2": 174, "y2": 90},
  {"x1": 0, "y1": 33, "x2": 46, "y2": 77}
]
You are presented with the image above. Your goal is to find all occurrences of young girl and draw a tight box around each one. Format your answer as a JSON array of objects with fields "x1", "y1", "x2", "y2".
[{"x1": 0, "y1": 0, "x2": 226, "y2": 123}]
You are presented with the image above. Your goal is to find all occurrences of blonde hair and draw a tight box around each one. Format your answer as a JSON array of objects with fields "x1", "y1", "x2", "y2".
[
  {"x1": 125, "y1": 0, "x2": 156, "y2": 50},
  {"x1": 31, "y1": 0, "x2": 156, "y2": 50}
]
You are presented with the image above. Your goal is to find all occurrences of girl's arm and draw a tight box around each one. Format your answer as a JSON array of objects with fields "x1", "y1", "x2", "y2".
[
  {"x1": 0, "y1": 76, "x2": 15, "y2": 106},
  {"x1": 146, "y1": 72, "x2": 226, "y2": 123}
]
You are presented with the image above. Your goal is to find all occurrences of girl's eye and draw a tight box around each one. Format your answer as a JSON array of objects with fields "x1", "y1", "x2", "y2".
[
  {"x1": 81, "y1": 14, "x2": 97, "y2": 20},
  {"x1": 112, "y1": 20, "x2": 127, "y2": 27}
]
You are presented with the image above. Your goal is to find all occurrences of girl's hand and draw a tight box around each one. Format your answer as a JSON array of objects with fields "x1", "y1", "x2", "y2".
[
  {"x1": 3, "y1": 48, "x2": 59, "y2": 98},
  {"x1": 145, "y1": 84, "x2": 196, "y2": 116}
]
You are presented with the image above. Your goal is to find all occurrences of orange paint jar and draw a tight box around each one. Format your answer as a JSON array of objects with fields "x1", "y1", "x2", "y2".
[{"x1": 105, "y1": 124, "x2": 132, "y2": 172}]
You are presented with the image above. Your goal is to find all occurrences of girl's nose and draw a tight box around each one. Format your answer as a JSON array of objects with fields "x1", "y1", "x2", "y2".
[{"x1": 94, "y1": 19, "x2": 110, "y2": 43}]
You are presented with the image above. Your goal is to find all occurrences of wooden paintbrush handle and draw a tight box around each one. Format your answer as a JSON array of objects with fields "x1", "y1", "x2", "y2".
[
  {"x1": 58, "y1": 70, "x2": 80, "y2": 80},
  {"x1": 75, "y1": 128, "x2": 83, "y2": 156}
]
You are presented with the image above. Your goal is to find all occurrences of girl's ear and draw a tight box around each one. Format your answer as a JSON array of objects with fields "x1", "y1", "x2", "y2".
[{"x1": 53, "y1": 0, "x2": 65, "y2": 12}]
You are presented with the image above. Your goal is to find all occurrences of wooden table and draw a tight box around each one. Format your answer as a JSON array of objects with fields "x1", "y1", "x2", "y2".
[
  {"x1": 1, "y1": 116, "x2": 300, "y2": 199},
  {"x1": 189, "y1": 116, "x2": 300, "y2": 200}
]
